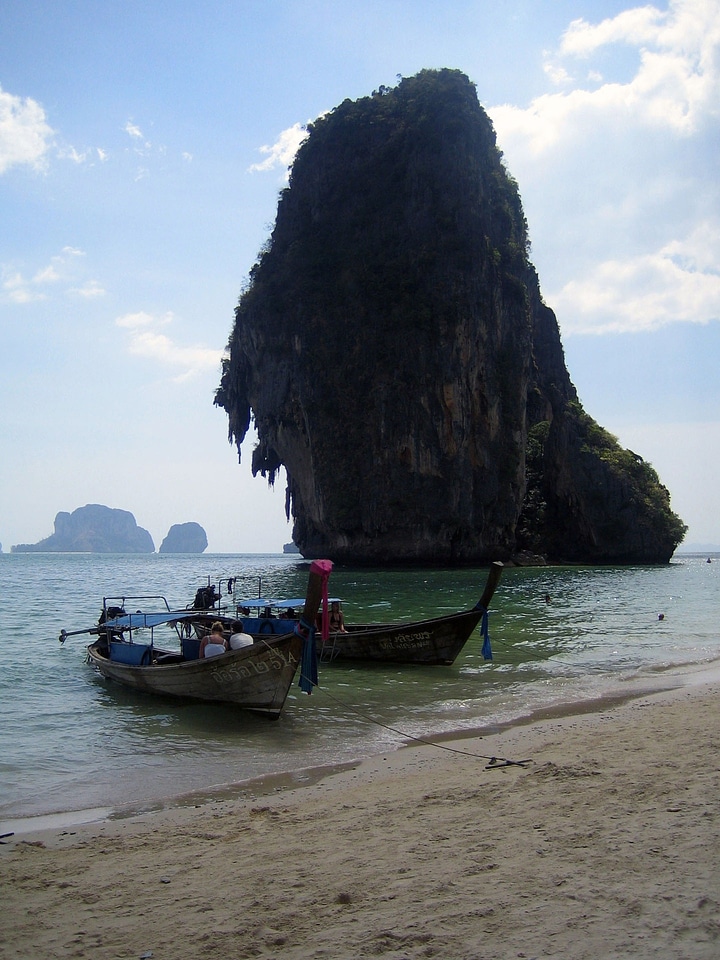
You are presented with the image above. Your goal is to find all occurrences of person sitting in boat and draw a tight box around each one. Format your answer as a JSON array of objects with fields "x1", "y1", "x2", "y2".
[
  {"x1": 199, "y1": 621, "x2": 228, "y2": 658},
  {"x1": 229, "y1": 620, "x2": 253, "y2": 650},
  {"x1": 329, "y1": 600, "x2": 347, "y2": 633}
]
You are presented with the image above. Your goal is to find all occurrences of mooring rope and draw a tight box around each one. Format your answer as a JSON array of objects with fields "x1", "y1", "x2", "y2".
[{"x1": 298, "y1": 666, "x2": 532, "y2": 769}]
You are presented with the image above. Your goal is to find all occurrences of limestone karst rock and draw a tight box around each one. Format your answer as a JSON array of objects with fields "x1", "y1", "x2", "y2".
[
  {"x1": 216, "y1": 69, "x2": 686, "y2": 564},
  {"x1": 11, "y1": 504, "x2": 155, "y2": 553},
  {"x1": 159, "y1": 522, "x2": 208, "y2": 554}
]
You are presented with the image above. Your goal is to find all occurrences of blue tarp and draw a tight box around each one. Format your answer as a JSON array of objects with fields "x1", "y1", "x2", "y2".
[
  {"x1": 236, "y1": 597, "x2": 342, "y2": 609},
  {"x1": 297, "y1": 621, "x2": 318, "y2": 694},
  {"x1": 278, "y1": 597, "x2": 341, "y2": 608},
  {"x1": 235, "y1": 598, "x2": 278, "y2": 608},
  {"x1": 480, "y1": 610, "x2": 492, "y2": 660},
  {"x1": 103, "y1": 611, "x2": 197, "y2": 629}
]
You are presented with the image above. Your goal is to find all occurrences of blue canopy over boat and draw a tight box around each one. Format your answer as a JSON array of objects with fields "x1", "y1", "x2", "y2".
[
  {"x1": 236, "y1": 597, "x2": 342, "y2": 609},
  {"x1": 235, "y1": 598, "x2": 281, "y2": 608},
  {"x1": 277, "y1": 597, "x2": 341, "y2": 608},
  {"x1": 103, "y1": 611, "x2": 199, "y2": 630}
]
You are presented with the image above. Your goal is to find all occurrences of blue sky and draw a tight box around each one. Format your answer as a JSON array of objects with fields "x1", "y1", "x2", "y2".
[{"x1": 1, "y1": 0, "x2": 718, "y2": 553}]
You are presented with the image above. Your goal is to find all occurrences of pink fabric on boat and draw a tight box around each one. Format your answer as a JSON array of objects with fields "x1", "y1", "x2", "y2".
[{"x1": 310, "y1": 559, "x2": 333, "y2": 641}]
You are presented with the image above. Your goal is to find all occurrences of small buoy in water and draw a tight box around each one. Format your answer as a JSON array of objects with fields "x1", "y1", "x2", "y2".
[{"x1": 658, "y1": 613, "x2": 665, "y2": 621}]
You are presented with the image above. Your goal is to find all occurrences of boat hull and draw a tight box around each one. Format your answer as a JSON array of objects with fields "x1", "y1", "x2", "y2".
[
  {"x1": 86, "y1": 633, "x2": 302, "y2": 718},
  {"x1": 316, "y1": 608, "x2": 485, "y2": 664}
]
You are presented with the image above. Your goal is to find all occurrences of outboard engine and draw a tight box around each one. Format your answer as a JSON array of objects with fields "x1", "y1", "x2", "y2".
[
  {"x1": 97, "y1": 605, "x2": 126, "y2": 649},
  {"x1": 193, "y1": 585, "x2": 218, "y2": 610},
  {"x1": 98, "y1": 605, "x2": 126, "y2": 625}
]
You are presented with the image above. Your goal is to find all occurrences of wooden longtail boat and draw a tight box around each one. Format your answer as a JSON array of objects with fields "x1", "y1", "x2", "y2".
[
  {"x1": 192, "y1": 562, "x2": 503, "y2": 666},
  {"x1": 59, "y1": 560, "x2": 332, "y2": 718}
]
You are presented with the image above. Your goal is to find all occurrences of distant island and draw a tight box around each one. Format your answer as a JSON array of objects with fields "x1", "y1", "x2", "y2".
[
  {"x1": 159, "y1": 522, "x2": 208, "y2": 554},
  {"x1": 12, "y1": 505, "x2": 154, "y2": 553},
  {"x1": 11, "y1": 504, "x2": 207, "y2": 554}
]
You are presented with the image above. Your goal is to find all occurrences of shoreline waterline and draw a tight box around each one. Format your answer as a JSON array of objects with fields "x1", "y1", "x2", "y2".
[
  {"x1": 4, "y1": 657, "x2": 717, "y2": 838},
  {"x1": 2, "y1": 553, "x2": 718, "y2": 829},
  {"x1": 5, "y1": 673, "x2": 719, "y2": 959}
]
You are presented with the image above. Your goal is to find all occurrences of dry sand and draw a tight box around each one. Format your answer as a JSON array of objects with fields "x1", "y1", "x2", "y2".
[{"x1": 2, "y1": 680, "x2": 719, "y2": 960}]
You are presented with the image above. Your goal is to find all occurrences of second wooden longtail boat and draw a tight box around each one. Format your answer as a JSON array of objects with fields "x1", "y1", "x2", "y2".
[{"x1": 190, "y1": 561, "x2": 503, "y2": 666}]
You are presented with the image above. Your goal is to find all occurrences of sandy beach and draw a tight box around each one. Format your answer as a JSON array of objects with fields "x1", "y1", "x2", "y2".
[{"x1": 2, "y1": 679, "x2": 719, "y2": 960}]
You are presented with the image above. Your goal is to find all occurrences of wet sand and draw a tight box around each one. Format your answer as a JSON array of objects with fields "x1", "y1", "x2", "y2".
[{"x1": 2, "y1": 680, "x2": 719, "y2": 960}]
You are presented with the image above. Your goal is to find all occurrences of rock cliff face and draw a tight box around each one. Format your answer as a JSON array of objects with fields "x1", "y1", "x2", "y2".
[
  {"x1": 12, "y1": 504, "x2": 155, "y2": 553},
  {"x1": 216, "y1": 69, "x2": 686, "y2": 565},
  {"x1": 159, "y1": 522, "x2": 208, "y2": 554}
]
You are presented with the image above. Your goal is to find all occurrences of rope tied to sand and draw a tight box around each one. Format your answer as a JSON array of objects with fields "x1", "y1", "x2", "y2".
[{"x1": 297, "y1": 680, "x2": 531, "y2": 769}]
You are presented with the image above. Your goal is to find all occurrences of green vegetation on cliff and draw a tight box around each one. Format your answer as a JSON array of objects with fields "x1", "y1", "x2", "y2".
[
  {"x1": 517, "y1": 405, "x2": 686, "y2": 561},
  {"x1": 216, "y1": 69, "x2": 685, "y2": 564}
]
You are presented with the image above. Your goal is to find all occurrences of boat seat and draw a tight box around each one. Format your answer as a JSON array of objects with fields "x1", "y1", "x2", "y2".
[
  {"x1": 181, "y1": 637, "x2": 201, "y2": 661},
  {"x1": 156, "y1": 653, "x2": 184, "y2": 665},
  {"x1": 109, "y1": 642, "x2": 153, "y2": 666}
]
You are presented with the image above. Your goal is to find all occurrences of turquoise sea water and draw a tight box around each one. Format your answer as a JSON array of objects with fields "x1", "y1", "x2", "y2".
[{"x1": 1, "y1": 552, "x2": 718, "y2": 825}]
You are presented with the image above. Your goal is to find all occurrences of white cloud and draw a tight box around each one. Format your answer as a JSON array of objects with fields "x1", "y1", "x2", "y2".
[
  {"x1": 492, "y1": 0, "x2": 720, "y2": 154},
  {"x1": 1, "y1": 247, "x2": 92, "y2": 303},
  {"x1": 561, "y1": 6, "x2": 667, "y2": 56},
  {"x1": 1, "y1": 89, "x2": 112, "y2": 172},
  {"x1": 2, "y1": 270, "x2": 47, "y2": 303},
  {"x1": 32, "y1": 264, "x2": 62, "y2": 284},
  {"x1": 55, "y1": 143, "x2": 112, "y2": 166},
  {"x1": 663, "y1": 220, "x2": 720, "y2": 272},
  {"x1": 56, "y1": 144, "x2": 89, "y2": 164},
  {"x1": 41, "y1": 246, "x2": 85, "y2": 282},
  {"x1": 61, "y1": 245, "x2": 85, "y2": 259},
  {"x1": 249, "y1": 122, "x2": 309, "y2": 174},
  {"x1": 116, "y1": 310, "x2": 222, "y2": 380},
  {"x1": 124, "y1": 120, "x2": 144, "y2": 139},
  {"x1": 551, "y1": 223, "x2": 720, "y2": 334},
  {"x1": 119, "y1": 120, "x2": 184, "y2": 179},
  {"x1": 116, "y1": 310, "x2": 172, "y2": 329},
  {"x1": 487, "y1": 0, "x2": 720, "y2": 337},
  {"x1": 543, "y1": 62, "x2": 573, "y2": 86},
  {"x1": 0, "y1": 85, "x2": 54, "y2": 174},
  {"x1": 68, "y1": 280, "x2": 106, "y2": 299}
]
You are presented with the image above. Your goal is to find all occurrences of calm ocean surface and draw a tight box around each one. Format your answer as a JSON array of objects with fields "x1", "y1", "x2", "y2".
[{"x1": 1, "y1": 552, "x2": 718, "y2": 825}]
